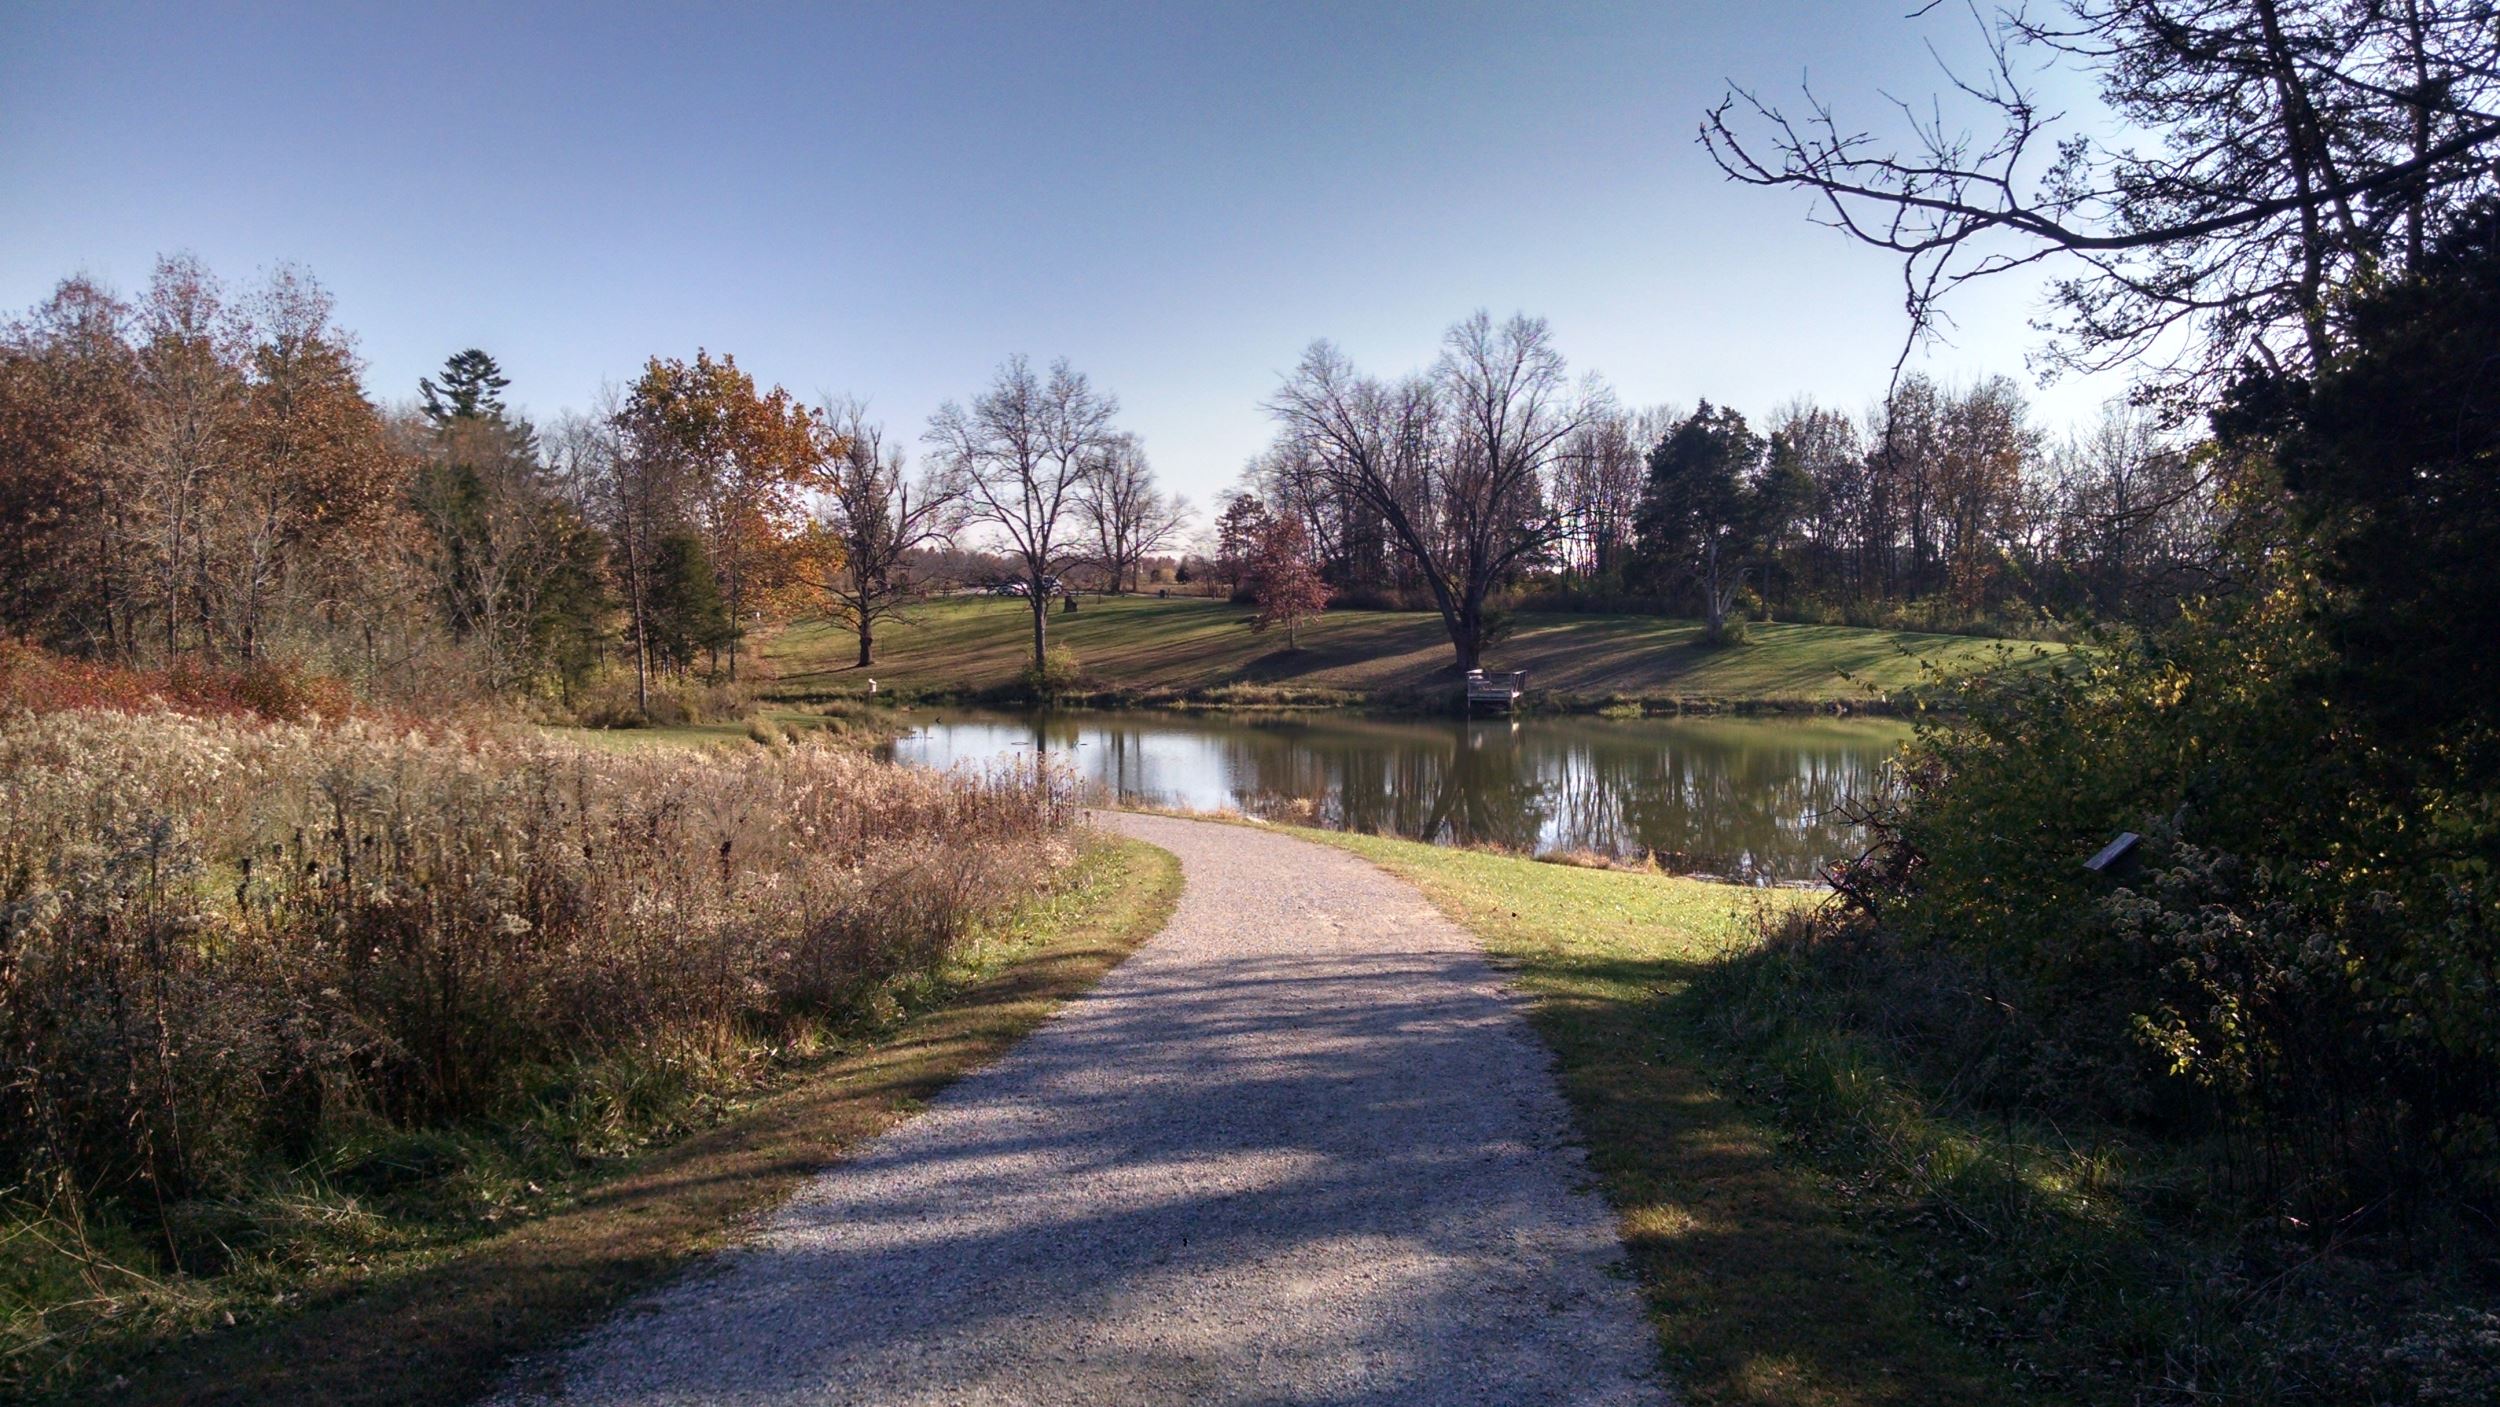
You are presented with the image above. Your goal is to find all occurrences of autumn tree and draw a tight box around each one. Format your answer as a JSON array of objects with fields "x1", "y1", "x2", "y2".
[
  {"x1": 0, "y1": 278, "x2": 139, "y2": 652},
  {"x1": 925, "y1": 356, "x2": 1120, "y2": 672},
  {"x1": 1245, "y1": 512, "x2": 1330, "y2": 649},
  {"x1": 802, "y1": 397, "x2": 957, "y2": 668},
  {"x1": 1266, "y1": 312, "x2": 1600, "y2": 670},
  {"x1": 2044, "y1": 403, "x2": 2218, "y2": 619},
  {"x1": 1553, "y1": 407, "x2": 1652, "y2": 583},
  {"x1": 617, "y1": 352, "x2": 815, "y2": 683},
  {"x1": 128, "y1": 256, "x2": 250, "y2": 663},
  {"x1": 1759, "y1": 399, "x2": 1862, "y2": 601},
  {"x1": 217, "y1": 267, "x2": 405, "y2": 665},
  {"x1": 562, "y1": 393, "x2": 673, "y2": 713},
  {"x1": 1075, "y1": 434, "x2": 1189, "y2": 592}
]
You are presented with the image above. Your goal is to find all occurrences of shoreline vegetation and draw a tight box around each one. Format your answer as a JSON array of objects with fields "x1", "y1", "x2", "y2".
[
  {"x1": 1297, "y1": 823, "x2": 2500, "y2": 1406},
  {"x1": 748, "y1": 595, "x2": 2067, "y2": 718},
  {"x1": 0, "y1": 678, "x2": 1180, "y2": 1405}
]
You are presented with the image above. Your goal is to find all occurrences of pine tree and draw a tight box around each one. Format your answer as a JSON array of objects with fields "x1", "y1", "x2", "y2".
[
  {"x1": 646, "y1": 531, "x2": 734, "y2": 675},
  {"x1": 420, "y1": 348, "x2": 514, "y2": 425}
]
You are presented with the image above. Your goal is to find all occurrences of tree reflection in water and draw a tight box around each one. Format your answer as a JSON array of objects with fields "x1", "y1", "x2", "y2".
[{"x1": 884, "y1": 709, "x2": 1907, "y2": 882}]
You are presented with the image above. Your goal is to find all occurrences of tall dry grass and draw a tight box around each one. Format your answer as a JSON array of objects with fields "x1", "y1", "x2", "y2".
[{"x1": 0, "y1": 709, "x2": 1075, "y2": 1254}]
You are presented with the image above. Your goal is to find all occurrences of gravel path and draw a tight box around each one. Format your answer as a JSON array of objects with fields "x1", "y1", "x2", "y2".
[{"x1": 500, "y1": 811, "x2": 1668, "y2": 1406}]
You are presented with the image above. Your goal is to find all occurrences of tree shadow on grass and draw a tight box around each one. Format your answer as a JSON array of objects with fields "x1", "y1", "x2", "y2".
[{"x1": 1507, "y1": 948, "x2": 2017, "y2": 1407}]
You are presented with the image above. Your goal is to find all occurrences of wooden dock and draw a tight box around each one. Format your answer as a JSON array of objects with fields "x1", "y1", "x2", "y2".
[{"x1": 1464, "y1": 669, "x2": 1529, "y2": 713}]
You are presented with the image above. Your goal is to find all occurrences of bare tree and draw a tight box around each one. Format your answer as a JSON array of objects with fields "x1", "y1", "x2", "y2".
[
  {"x1": 129, "y1": 256, "x2": 249, "y2": 663},
  {"x1": 2047, "y1": 400, "x2": 2222, "y2": 616},
  {"x1": 1075, "y1": 433, "x2": 1190, "y2": 592},
  {"x1": 1266, "y1": 312, "x2": 1600, "y2": 670},
  {"x1": 1703, "y1": 0, "x2": 2500, "y2": 396},
  {"x1": 925, "y1": 356, "x2": 1119, "y2": 671},
  {"x1": 556, "y1": 389, "x2": 677, "y2": 716},
  {"x1": 1554, "y1": 407, "x2": 1649, "y2": 581},
  {"x1": 803, "y1": 397, "x2": 958, "y2": 668}
]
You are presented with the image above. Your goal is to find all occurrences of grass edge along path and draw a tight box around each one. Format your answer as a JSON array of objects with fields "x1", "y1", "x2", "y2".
[
  {"x1": 90, "y1": 834, "x2": 1183, "y2": 1407},
  {"x1": 1297, "y1": 827, "x2": 2022, "y2": 1407}
]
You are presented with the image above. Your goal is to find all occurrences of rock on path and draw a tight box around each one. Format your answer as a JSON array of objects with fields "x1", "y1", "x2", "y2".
[{"x1": 500, "y1": 811, "x2": 1668, "y2": 1406}]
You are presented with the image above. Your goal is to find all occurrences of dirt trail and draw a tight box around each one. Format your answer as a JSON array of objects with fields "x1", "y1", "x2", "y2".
[{"x1": 500, "y1": 811, "x2": 1666, "y2": 1406}]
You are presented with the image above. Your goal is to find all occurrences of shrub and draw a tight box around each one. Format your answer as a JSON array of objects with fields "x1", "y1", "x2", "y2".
[
  {"x1": 1815, "y1": 573, "x2": 2500, "y2": 1221},
  {"x1": 564, "y1": 671, "x2": 754, "y2": 728},
  {"x1": 1015, "y1": 648, "x2": 1085, "y2": 703},
  {"x1": 0, "y1": 641, "x2": 356, "y2": 724}
]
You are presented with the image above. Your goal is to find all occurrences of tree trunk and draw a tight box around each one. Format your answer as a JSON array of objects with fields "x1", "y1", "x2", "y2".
[
  {"x1": 1449, "y1": 606, "x2": 1482, "y2": 672},
  {"x1": 1029, "y1": 585, "x2": 1048, "y2": 671},
  {"x1": 856, "y1": 616, "x2": 874, "y2": 668},
  {"x1": 624, "y1": 533, "x2": 650, "y2": 717},
  {"x1": 1703, "y1": 536, "x2": 1725, "y2": 636}
]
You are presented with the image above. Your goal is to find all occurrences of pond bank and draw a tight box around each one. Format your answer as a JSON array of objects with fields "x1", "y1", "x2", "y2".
[{"x1": 758, "y1": 596, "x2": 2065, "y2": 715}]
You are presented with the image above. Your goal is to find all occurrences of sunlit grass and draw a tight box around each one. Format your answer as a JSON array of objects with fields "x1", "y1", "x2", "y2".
[
  {"x1": 1297, "y1": 828, "x2": 2020, "y2": 1407},
  {"x1": 760, "y1": 595, "x2": 2063, "y2": 707}
]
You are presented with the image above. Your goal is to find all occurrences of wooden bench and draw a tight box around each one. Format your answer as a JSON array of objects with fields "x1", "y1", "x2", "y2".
[{"x1": 1464, "y1": 669, "x2": 1529, "y2": 714}]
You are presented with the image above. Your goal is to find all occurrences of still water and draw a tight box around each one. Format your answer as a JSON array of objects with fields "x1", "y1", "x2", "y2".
[{"x1": 883, "y1": 708, "x2": 1909, "y2": 883}]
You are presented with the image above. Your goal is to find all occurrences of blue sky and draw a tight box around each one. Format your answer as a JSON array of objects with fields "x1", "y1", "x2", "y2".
[{"x1": 1, "y1": 1, "x2": 2126, "y2": 509}]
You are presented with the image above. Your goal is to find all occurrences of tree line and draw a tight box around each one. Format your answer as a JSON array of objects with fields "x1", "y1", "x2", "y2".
[
  {"x1": 1231, "y1": 316, "x2": 2231, "y2": 670},
  {"x1": 0, "y1": 269, "x2": 1194, "y2": 708}
]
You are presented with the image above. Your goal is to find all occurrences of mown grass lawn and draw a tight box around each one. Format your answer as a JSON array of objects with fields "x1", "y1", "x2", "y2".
[
  {"x1": 761, "y1": 595, "x2": 2061, "y2": 708},
  {"x1": 1297, "y1": 828, "x2": 2021, "y2": 1407}
]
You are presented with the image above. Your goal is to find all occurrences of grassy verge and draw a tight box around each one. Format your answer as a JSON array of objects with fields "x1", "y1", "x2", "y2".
[
  {"x1": 761, "y1": 596, "x2": 2062, "y2": 712},
  {"x1": 1294, "y1": 829, "x2": 2021, "y2": 1406},
  {"x1": 15, "y1": 834, "x2": 1180, "y2": 1407},
  {"x1": 542, "y1": 700, "x2": 901, "y2": 751}
]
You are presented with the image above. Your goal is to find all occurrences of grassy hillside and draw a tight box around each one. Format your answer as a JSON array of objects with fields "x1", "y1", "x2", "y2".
[{"x1": 760, "y1": 595, "x2": 2061, "y2": 709}]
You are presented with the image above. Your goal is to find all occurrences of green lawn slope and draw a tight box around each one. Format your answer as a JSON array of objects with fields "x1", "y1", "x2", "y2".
[{"x1": 761, "y1": 595, "x2": 2061, "y2": 710}]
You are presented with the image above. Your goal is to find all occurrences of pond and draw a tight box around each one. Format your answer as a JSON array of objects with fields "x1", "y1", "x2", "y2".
[{"x1": 882, "y1": 708, "x2": 1910, "y2": 883}]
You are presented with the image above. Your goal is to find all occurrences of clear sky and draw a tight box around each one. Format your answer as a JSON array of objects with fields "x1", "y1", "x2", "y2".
[{"x1": 1, "y1": 1, "x2": 2127, "y2": 510}]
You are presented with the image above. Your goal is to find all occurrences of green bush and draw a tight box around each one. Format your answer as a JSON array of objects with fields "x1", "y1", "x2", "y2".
[
  {"x1": 1821, "y1": 571, "x2": 2500, "y2": 1219},
  {"x1": 1015, "y1": 648, "x2": 1086, "y2": 702}
]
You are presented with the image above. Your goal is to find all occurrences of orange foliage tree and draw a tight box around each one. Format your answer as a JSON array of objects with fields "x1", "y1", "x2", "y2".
[
  {"x1": 1246, "y1": 512, "x2": 1330, "y2": 649},
  {"x1": 618, "y1": 351, "x2": 820, "y2": 683}
]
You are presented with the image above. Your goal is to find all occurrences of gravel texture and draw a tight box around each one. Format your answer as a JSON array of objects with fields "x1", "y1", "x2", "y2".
[{"x1": 498, "y1": 811, "x2": 1668, "y2": 1406}]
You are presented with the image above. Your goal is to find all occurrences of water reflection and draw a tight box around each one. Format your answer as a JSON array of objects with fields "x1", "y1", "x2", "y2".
[{"x1": 883, "y1": 709, "x2": 1907, "y2": 883}]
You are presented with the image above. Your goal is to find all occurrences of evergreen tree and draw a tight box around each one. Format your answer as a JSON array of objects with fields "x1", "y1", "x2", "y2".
[
  {"x1": 645, "y1": 531, "x2": 733, "y2": 675},
  {"x1": 420, "y1": 348, "x2": 514, "y2": 425},
  {"x1": 2219, "y1": 201, "x2": 2500, "y2": 783},
  {"x1": 1634, "y1": 402, "x2": 1769, "y2": 638},
  {"x1": 529, "y1": 506, "x2": 613, "y2": 699}
]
